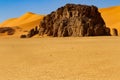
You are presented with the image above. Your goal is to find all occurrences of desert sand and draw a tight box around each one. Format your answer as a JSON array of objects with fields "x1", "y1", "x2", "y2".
[{"x1": 0, "y1": 37, "x2": 120, "y2": 80}]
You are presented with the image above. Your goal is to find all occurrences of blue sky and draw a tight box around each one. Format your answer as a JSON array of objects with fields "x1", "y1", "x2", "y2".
[{"x1": 0, "y1": 0, "x2": 120, "y2": 22}]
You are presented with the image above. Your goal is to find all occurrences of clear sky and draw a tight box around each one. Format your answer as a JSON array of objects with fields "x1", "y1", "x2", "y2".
[{"x1": 0, "y1": 0, "x2": 120, "y2": 22}]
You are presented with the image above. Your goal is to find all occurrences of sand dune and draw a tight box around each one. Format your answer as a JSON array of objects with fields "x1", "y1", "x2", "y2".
[
  {"x1": 0, "y1": 12, "x2": 44, "y2": 29},
  {"x1": 0, "y1": 12, "x2": 44, "y2": 37},
  {"x1": 99, "y1": 6, "x2": 120, "y2": 35},
  {"x1": 0, "y1": 18, "x2": 17, "y2": 27}
]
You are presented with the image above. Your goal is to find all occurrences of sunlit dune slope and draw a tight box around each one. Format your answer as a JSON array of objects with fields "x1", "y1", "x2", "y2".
[
  {"x1": 99, "y1": 6, "x2": 120, "y2": 35},
  {"x1": 0, "y1": 18, "x2": 17, "y2": 29},
  {"x1": 0, "y1": 12, "x2": 44, "y2": 29},
  {"x1": 0, "y1": 12, "x2": 44, "y2": 37}
]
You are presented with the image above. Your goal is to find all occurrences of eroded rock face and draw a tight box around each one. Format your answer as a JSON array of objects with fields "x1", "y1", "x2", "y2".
[{"x1": 39, "y1": 4, "x2": 111, "y2": 37}]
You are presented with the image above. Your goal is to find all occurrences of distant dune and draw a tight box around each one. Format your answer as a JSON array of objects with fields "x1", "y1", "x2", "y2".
[
  {"x1": 0, "y1": 12, "x2": 44, "y2": 38},
  {"x1": 0, "y1": 12, "x2": 44, "y2": 29},
  {"x1": 99, "y1": 6, "x2": 120, "y2": 35}
]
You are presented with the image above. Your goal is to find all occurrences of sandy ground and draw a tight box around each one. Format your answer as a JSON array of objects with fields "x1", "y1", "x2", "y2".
[{"x1": 0, "y1": 37, "x2": 120, "y2": 80}]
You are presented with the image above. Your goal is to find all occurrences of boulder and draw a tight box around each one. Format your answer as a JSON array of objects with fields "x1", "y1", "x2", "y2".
[{"x1": 39, "y1": 4, "x2": 111, "y2": 37}]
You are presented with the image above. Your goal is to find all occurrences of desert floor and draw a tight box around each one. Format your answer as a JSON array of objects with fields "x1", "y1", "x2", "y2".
[{"x1": 0, "y1": 37, "x2": 120, "y2": 80}]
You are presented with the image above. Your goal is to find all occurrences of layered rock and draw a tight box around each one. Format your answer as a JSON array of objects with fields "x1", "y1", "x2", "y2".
[{"x1": 39, "y1": 4, "x2": 111, "y2": 37}]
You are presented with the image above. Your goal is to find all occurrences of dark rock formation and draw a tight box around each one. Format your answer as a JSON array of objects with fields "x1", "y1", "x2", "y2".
[
  {"x1": 0, "y1": 27, "x2": 15, "y2": 35},
  {"x1": 20, "y1": 34, "x2": 27, "y2": 38},
  {"x1": 112, "y1": 28, "x2": 118, "y2": 36},
  {"x1": 27, "y1": 28, "x2": 35, "y2": 38},
  {"x1": 26, "y1": 26, "x2": 39, "y2": 38},
  {"x1": 34, "y1": 26, "x2": 39, "y2": 34},
  {"x1": 39, "y1": 4, "x2": 111, "y2": 37}
]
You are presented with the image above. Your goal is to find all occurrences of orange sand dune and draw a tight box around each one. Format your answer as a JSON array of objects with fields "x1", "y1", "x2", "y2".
[
  {"x1": 99, "y1": 6, "x2": 120, "y2": 35},
  {"x1": 0, "y1": 12, "x2": 44, "y2": 29},
  {"x1": 0, "y1": 12, "x2": 44, "y2": 37}
]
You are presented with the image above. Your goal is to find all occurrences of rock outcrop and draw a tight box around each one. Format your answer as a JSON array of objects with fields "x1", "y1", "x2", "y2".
[
  {"x1": 20, "y1": 26, "x2": 39, "y2": 38},
  {"x1": 27, "y1": 26, "x2": 39, "y2": 38},
  {"x1": 0, "y1": 27, "x2": 15, "y2": 35},
  {"x1": 39, "y1": 4, "x2": 111, "y2": 37}
]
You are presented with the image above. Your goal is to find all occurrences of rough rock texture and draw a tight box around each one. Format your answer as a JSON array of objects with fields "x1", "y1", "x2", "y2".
[
  {"x1": 39, "y1": 4, "x2": 111, "y2": 37},
  {"x1": 0, "y1": 27, "x2": 15, "y2": 35}
]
